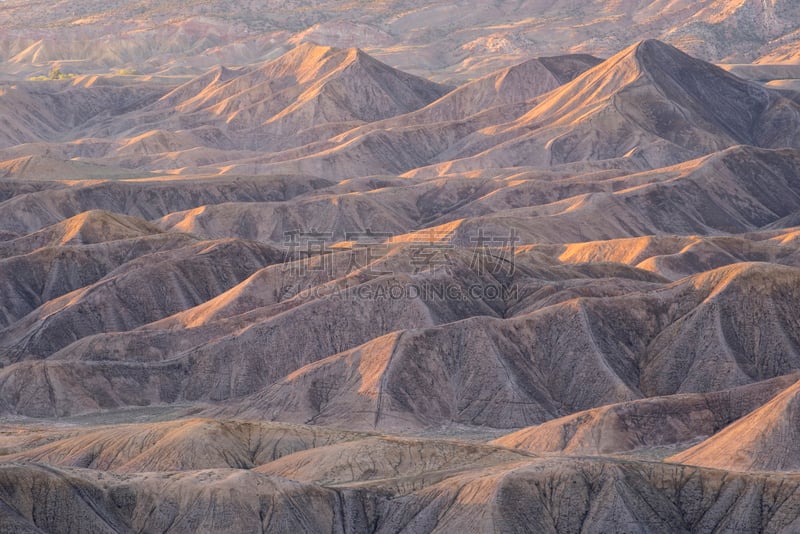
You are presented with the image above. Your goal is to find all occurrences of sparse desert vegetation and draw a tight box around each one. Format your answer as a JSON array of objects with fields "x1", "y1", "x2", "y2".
[{"x1": 28, "y1": 67, "x2": 77, "y2": 81}]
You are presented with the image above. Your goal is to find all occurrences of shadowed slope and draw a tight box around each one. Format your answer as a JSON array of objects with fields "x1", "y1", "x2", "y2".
[
  {"x1": 2, "y1": 254, "x2": 799, "y2": 423},
  {"x1": 0, "y1": 463, "x2": 372, "y2": 533},
  {"x1": 0, "y1": 78, "x2": 169, "y2": 147},
  {"x1": 374, "y1": 457, "x2": 800, "y2": 533},
  {"x1": 0, "y1": 174, "x2": 331, "y2": 235},
  {"x1": 668, "y1": 380, "x2": 800, "y2": 472},
  {"x1": 0, "y1": 210, "x2": 164, "y2": 258},
  {"x1": 2, "y1": 456, "x2": 800, "y2": 533},
  {"x1": 105, "y1": 42, "x2": 452, "y2": 156},
  {"x1": 0, "y1": 232, "x2": 197, "y2": 328},
  {"x1": 222, "y1": 262, "x2": 800, "y2": 431},
  {"x1": 386, "y1": 53, "x2": 603, "y2": 123},
  {"x1": 420, "y1": 40, "x2": 800, "y2": 175},
  {"x1": 0, "y1": 239, "x2": 286, "y2": 361},
  {"x1": 255, "y1": 435, "x2": 532, "y2": 489},
  {"x1": 492, "y1": 374, "x2": 800, "y2": 455},
  {"x1": 0, "y1": 418, "x2": 370, "y2": 472},
  {"x1": 419, "y1": 146, "x2": 800, "y2": 245}
]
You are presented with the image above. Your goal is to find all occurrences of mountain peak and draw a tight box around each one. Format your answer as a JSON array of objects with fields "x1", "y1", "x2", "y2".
[
  {"x1": 632, "y1": 38, "x2": 682, "y2": 56},
  {"x1": 516, "y1": 38, "x2": 790, "y2": 159},
  {"x1": 600, "y1": 39, "x2": 708, "y2": 77},
  {"x1": 277, "y1": 42, "x2": 377, "y2": 70},
  {"x1": 630, "y1": 39, "x2": 721, "y2": 76},
  {"x1": 668, "y1": 379, "x2": 800, "y2": 472}
]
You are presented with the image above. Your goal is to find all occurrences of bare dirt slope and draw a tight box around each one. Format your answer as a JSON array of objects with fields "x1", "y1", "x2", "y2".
[
  {"x1": 2, "y1": 33, "x2": 800, "y2": 533},
  {"x1": 1, "y1": 0, "x2": 799, "y2": 82}
]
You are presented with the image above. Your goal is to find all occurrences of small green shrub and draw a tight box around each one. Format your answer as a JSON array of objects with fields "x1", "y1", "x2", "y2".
[{"x1": 29, "y1": 67, "x2": 77, "y2": 81}]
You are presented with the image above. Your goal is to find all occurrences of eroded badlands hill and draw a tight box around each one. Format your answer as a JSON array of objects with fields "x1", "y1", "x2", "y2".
[
  {"x1": 2, "y1": 0, "x2": 800, "y2": 83},
  {"x1": 1, "y1": 38, "x2": 800, "y2": 533}
]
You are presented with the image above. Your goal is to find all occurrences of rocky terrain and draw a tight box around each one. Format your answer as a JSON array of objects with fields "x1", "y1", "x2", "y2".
[
  {"x1": 0, "y1": 3, "x2": 800, "y2": 532},
  {"x1": 1, "y1": 0, "x2": 800, "y2": 84}
]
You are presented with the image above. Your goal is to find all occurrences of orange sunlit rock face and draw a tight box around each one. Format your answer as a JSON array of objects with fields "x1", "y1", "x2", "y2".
[{"x1": 1, "y1": 2, "x2": 800, "y2": 532}]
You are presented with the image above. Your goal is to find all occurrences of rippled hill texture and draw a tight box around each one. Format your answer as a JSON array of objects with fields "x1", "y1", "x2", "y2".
[
  {"x1": 1, "y1": 6, "x2": 800, "y2": 532},
  {"x1": 2, "y1": 0, "x2": 800, "y2": 83}
]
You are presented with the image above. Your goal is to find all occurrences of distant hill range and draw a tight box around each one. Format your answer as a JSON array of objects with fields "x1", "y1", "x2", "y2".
[{"x1": 1, "y1": 0, "x2": 800, "y2": 83}]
